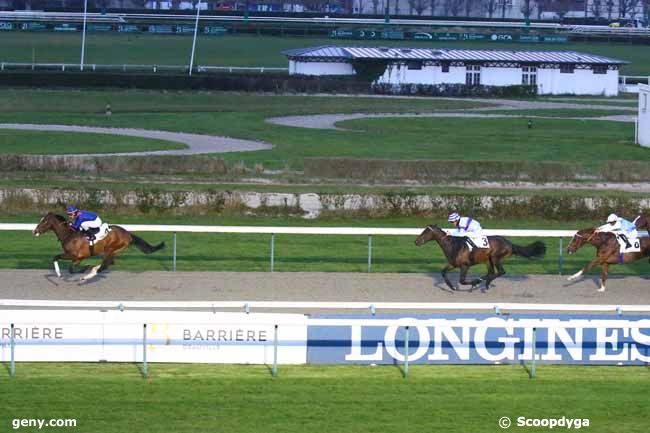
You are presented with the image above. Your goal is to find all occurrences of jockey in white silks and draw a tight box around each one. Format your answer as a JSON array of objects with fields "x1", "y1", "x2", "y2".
[
  {"x1": 596, "y1": 213, "x2": 639, "y2": 253},
  {"x1": 448, "y1": 212, "x2": 487, "y2": 250}
]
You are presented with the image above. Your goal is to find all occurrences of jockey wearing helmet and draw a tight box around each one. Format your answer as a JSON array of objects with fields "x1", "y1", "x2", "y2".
[
  {"x1": 596, "y1": 213, "x2": 638, "y2": 251},
  {"x1": 66, "y1": 205, "x2": 103, "y2": 242},
  {"x1": 448, "y1": 212, "x2": 483, "y2": 249}
]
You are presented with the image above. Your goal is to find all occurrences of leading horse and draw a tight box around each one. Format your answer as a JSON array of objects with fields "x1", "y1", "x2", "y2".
[
  {"x1": 566, "y1": 227, "x2": 650, "y2": 292},
  {"x1": 33, "y1": 212, "x2": 165, "y2": 281},
  {"x1": 415, "y1": 224, "x2": 546, "y2": 291}
]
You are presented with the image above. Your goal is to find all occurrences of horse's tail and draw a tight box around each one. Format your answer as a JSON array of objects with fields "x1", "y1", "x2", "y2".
[
  {"x1": 130, "y1": 234, "x2": 165, "y2": 254},
  {"x1": 511, "y1": 241, "x2": 546, "y2": 259}
]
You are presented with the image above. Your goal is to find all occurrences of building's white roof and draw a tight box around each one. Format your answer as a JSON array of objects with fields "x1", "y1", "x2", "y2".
[{"x1": 284, "y1": 46, "x2": 629, "y2": 65}]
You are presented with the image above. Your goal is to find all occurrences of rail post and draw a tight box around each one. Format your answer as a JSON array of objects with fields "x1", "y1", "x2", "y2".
[
  {"x1": 272, "y1": 324, "x2": 278, "y2": 377},
  {"x1": 530, "y1": 327, "x2": 537, "y2": 379},
  {"x1": 558, "y1": 238, "x2": 564, "y2": 275},
  {"x1": 172, "y1": 232, "x2": 177, "y2": 272},
  {"x1": 10, "y1": 323, "x2": 15, "y2": 377},
  {"x1": 367, "y1": 235, "x2": 372, "y2": 273},
  {"x1": 403, "y1": 326, "x2": 410, "y2": 379},
  {"x1": 270, "y1": 233, "x2": 275, "y2": 272},
  {"x1": 142, "y1": 323, "x2": 148, "y2": 378}
]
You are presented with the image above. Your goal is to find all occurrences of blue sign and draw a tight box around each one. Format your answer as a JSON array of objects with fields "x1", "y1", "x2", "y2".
[{"x1": 307, "y1": 314, "x2": 650, "y2": 365}]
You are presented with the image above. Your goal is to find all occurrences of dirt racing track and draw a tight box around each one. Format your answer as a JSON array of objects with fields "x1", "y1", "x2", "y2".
[{"x1": 0, "y1": 270, "x2": 648, "y2": 310}]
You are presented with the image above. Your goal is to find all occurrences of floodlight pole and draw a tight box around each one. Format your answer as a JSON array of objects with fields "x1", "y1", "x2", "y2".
[
  {"x1": 384, "y1": 0, "x2": 390, "y2": 23},
  {"x1": 188, "y1": 0, "x2": 202, "y2": 77},
  {"x1": 80, "y1": 0, "x2": 88, "y2": 71}
]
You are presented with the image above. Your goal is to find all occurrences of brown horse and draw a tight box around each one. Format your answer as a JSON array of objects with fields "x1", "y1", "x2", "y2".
[
  {"x1": 415, "y1": 224, "x2": 546, "y2": 291},
  {"x1": 633, "y1": 214, "x2": 650, "y2": 236},
  {"x1": 566, "y1": 227, "x2": 650, "y2": 292},
  {"x1": 33, "y1": 212, "x2": 165, "y2": 281}
]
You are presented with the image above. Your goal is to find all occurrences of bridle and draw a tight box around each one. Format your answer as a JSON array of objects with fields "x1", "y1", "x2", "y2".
[{"x1": 425, "y1": 224, "x2": 449, "y2": 238}]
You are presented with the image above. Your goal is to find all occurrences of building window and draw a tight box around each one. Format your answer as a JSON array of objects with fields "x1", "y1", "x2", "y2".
[
  {"x1": 644, "y1": 94, "x2": 648, "y2": 113},
  {"x1": 593, "y1": 65, "x2": 607, "y2": 74},
  {"x1": 465, "y1": 65, "x2": 481, "y2": 86},
  {"x1": 407, "y1": 61, "x2": 422, "y2": 70},
  {"x1": 441, "y1": 63, "x2": 449, "y2": 73},
  {"x1": 522, "y1": 66, "x2": 537, "y2": 86},
  {"x1": 560, "y1": 64, "x2": 574, "y2": 74}
]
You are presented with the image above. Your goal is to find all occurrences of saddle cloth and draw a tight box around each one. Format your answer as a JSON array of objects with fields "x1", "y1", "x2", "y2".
[
  {"x1": 466, "y1": 235, "x2": 490, "y2": 251},
  {"x1": 90, "y1": 223, "x2": 112, "y2": 246},
  {"x1": 616, "y1": 234, "x2": 640, "y2": 254}
]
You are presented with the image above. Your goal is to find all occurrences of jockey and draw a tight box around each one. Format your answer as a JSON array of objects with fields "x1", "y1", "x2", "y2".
[
  {"x1": 596, "y1": 213, "x2": 638, "y2": 251},
  {"x1": 448, "y1": 212, "x2": 484, "y2": 249},
  {"x1": 66, "y1": 205, "x2": 103, "y2": 242}
]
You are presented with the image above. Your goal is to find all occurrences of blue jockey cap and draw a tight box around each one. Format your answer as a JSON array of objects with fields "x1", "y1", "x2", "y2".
[{"x1": 66, "y1": 205, "x2": 79, "y2": 214}]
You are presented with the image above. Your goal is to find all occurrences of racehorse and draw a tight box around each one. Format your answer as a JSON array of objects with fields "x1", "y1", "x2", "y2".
[
  {"x1": 415, "y1": 224, "x2": 546, "y2": 291},
  {"x1": 566, "y1": 227, "x2": 650, "y2": 292},
  {"x1": 633, "y1": 214, "x2": 650, "y2": 236},
  {"x1": 32, "y1": 212, "x2": 165, "y2": 281}
]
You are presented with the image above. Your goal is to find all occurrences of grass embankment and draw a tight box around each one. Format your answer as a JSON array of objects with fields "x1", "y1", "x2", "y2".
[
  {"x1": 0, "y1": 130, "x2": 184, "y2": 154},
  {"x1": 0, "y1": 89, "x2": 644, "y2": 170},
  {"x1": 1, "y1": 363, "x2": 648, "y2": 433},
  {"x1": 2, "y1": 33, "x2": 649, "y2": 74},
  {"x1": 1, "y1": 214, "x2": 645, "y2": 276}
]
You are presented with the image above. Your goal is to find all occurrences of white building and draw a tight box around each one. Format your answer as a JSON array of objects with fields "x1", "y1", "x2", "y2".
[
  {"x1": 638, "y1": 84, "x2": 650, "y2": 147},
  {"x1": 284, "y1": 46, "x2": 628, "y2": 96}
]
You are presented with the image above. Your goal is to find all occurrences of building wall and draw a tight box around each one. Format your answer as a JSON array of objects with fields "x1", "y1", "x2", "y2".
[
  {"x1": 639, "y1": 84, "x2": 650, "y2": 147},
  {"x1": 481, "y1": 67, "x2": 522, "y2": 86},
  {"x1": 290, "y1": 60, "x2": 620, "y2": 96},
  {"x1": 290, "y1": 60, "x2": 354, "y2": 76},
  {"x1": 537, "y1": 68, "x2": 618, "y2": 96}
]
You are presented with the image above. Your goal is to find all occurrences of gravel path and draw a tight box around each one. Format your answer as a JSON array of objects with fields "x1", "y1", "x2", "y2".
[
  {"x1": 0, "y1": 123, "x2": 272, "y2": 155},
  {"x1": 1, "y1": 270, "x2": 648, "y2": 312},
  {"x1": 267, "y1": 98, "x2": 636, "y2": 130}
]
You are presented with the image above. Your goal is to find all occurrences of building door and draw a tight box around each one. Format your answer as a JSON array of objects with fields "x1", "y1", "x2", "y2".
[
  {"x1": 522, "y1": 66, "x2": 537, "y2": 86},
  {"x1": 465, "y1": 65, "x2": 480, "y2": 86}
]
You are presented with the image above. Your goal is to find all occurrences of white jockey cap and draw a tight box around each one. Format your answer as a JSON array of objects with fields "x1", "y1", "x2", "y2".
[
  {"x1": 448, "y1": 212, "x2": 461, "y2": 222},
  {"x1": 606, "y1": 213, "x2": 618, "y2": 223}
]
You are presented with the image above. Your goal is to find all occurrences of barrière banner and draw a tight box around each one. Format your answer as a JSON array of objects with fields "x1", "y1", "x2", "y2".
[
  {"x1": 307, "y1": 314, "x2": 650, "y2": 365},
  {"x1": 0, "y1": 310, "x2": 307, "y2": 364}
]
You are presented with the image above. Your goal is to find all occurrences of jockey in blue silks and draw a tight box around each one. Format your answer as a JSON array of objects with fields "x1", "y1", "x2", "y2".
[
  {"x1": 596, "y1": 213, "x2": 638, "y2": 252},
  {"x1": 66, "y1": 205, "x2": 103, "y2": 242}
]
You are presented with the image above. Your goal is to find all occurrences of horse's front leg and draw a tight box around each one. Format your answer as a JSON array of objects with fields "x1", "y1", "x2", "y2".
[
  {"x1": 441, "y1": 264, "x2": 456, "y2": 291},
  {"x1": 567, "y1": 257, "x2": 601, "y2": 281},
  {"x1": 52, "y1": 253, "x2": 74, "y2": 278},
  {"x1": 598, "y1": 263, "x2": 609, "y2": 292}
]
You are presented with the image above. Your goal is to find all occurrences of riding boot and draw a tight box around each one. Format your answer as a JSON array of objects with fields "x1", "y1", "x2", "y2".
[
  {"x1": 619, "y1": 234, "x2": 632, "y2": 249},
  {"x1": 465, "y1": 237, "x2": 478, "y2": 251}
]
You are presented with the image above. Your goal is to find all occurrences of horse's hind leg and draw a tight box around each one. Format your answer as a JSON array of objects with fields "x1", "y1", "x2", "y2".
[
  {"x1": 482, "y1": 259, "x2": 497, "y2": 291},
  {"x1": 459, "y1": 265, "x2": 482, "y2": 290}
]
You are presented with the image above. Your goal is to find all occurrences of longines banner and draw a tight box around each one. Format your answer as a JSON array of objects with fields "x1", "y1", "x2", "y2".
[
  {"x1": 0, "y1": 310, "x2": 307, "y2": 364},
  {"x1": 307, "y1": 314, "x2": 650, "y2": 365}
]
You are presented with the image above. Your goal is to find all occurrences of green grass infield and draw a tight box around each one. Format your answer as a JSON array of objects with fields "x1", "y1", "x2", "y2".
[{"x1": 1, "y1": 363, "x2": 648, "y2": 433}]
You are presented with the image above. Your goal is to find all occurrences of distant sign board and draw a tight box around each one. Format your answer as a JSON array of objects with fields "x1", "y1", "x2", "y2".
[
  {"x1": 175, "y1": 25, "x2": 195, "y2": 34},
  {"x1": 54, "y1": 23, "x2": 78, "y2": 32},
  {"x1": 0, "y1": 22, "x2": 14, "y2": 31},
  {"x1": 21, "y1": 22, "x2": 47, "y2": 31},
  {"x1": 204, "y1": 26, "x2": 227, "y2": 35},
  {"x1": 88, "y1": 24, "x2": 113, "y2": 32},
  {"x1": 148, "y1": 25, "x2": 173, "y2": 34},
  {"x1": 331, "y1": 29, "x2": 567, "y2": 44},
  {"x1": 118, "y1": 24, "x2": 140, "y2": 33}
]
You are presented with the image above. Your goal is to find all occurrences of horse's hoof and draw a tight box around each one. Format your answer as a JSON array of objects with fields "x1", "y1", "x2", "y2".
[{"x1": 598, "y1": 286, "x2": 606, "y2": 292}]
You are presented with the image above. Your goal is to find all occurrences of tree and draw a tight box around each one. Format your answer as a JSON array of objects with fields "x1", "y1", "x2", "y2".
[
  {"x1": 590, "y1": 0, "x2": 603, "y2": 17},
  {"x1": 429, "y1": 0, "x2": 437, "y2": 14},
  {"x1": 618, "y1": 0, "x2": 639, "y2": 17},
  {"x1": 520, "y1": 0, "x2": 535, "y2": 20},
  {"x1": 372, "y1": 0, "x2": 380, "y2": 13},
  {"x1": 449, "y1": 0, "x2": 462, "y2": 15},
  {"x1": 605, "y1": 0, "x2": 615, "y2": 18},
  {"x1": 464, "y1": 0, "x2": 474, "y2": 16},
  {"x1": 482, "y1": 0, "x2": 497, "y2": 17},
  {"x1": 410, "y1": 0, "x2": 427, "y2": 14}
]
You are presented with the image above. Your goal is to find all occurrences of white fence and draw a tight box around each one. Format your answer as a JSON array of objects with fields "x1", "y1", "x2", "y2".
[
  {"x1": 0, "y1": 223, "x2": 588, "y2": 274},
  {"x1": 0, "y1": 62, "x2": 288, "y2": 74},
  {"x1": 0, "y1": 224, "x2": 578, "y2": 273}
]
